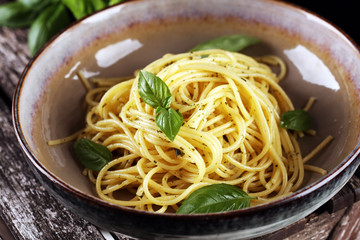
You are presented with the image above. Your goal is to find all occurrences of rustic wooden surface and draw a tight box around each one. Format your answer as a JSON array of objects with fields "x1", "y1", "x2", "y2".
[{"x1": 1, "y1": 1, "x2": 360, "y2": 240}]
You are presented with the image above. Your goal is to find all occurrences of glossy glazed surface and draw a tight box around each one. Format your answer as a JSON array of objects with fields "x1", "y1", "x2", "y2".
[{"x1": 13, "y1": 0, "x2": 360, "y2": 238}]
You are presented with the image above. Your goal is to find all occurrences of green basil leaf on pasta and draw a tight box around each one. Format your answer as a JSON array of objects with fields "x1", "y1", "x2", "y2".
[
  {"x1": 156, "y1": 107, "x2": 183, "y2": 142},
  {"x1": 190, "y1": 34, "x2": 260, "y2": 52},
  {"x1": 138, "y1": 70, "x2": 183, "y2": 141},
  {"x1": 73, "y1": 138, "x2": 112, "y2": 171},
  {"x1": 138, "y1": 70, "x2": 172, "y2": 109},
  {"x1": 176, "y1": 183, "x2": 255, "y2": 214},
  {"x1": 280, "y1": 109, "x2": 313, "y2": 131},
  {"x1": 28, "y1": 3, "x2": 73, "y2": 55}
]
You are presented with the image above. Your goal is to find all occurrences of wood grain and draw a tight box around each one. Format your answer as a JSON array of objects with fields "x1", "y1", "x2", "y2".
[
  {"x1": 328, "y1": 201, "x2": 360, "y2": 240},
  {"x1": 0, "y1": 213, "x2": 15, "y2": 240},
  {"x1": 0, "y1": 27, "x2": 29, "y2": 102},
  {"x1": 0, "y1": 25, "x2": 108, "y2": 239},
  {"x1": 0, "y1": 97, "x2": 107, "y2": 239}
]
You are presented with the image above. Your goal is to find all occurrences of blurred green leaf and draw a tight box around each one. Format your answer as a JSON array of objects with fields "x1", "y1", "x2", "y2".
[
  {"x1": 0, "y1": 2, "x2": 40, "y2": 28},
  {"x1": 0, "y1": 0, "x2": 131, "y2": 55},
  {"x1": 61, "y1": 0, "x2": 107, "y2": 20},
  {"x1": 18, "y1": 0, "x2": 59, "y2": 8},
  {"x1": 108, "y1": 0, "x2": 127, "y2": 6},
  {"x1": 0, "y1": 0, "x2": 61, "y2": 28},
  {"x1": 91, "y1": 0, "x2": 108, "y2": 10},
  {"x1": 28, "y1": 3, "x2": 73, "y2": 55}
]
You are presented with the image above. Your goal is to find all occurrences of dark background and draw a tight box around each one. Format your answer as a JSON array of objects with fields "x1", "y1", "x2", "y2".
[{"x1": 285, "y1": 1, "x2": 359, "y2": 45}]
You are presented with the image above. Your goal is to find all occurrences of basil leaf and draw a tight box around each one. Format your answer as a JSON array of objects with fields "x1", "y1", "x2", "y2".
[
  {"x1": 156, "y1": 107, "x2": 183, "y2": 142},
  {"x1": 28, "y1": 3, "x2": 73, "y2": 55},
  {"x1": 73, "y1": 138, "x2": 112, "y2": 171},
  {"x1": 190, "y1": 34, "x2": 260, "y2": 52},
  {"x1": 61, "y1": 0, "x2": 106, "y2": 20},
  {"x1": 138, "y1": 70, "x2": 183, "y2": 141},
  {"x1": 138, "y1": 70, "x2": 172, "y2": 109},
  {"x1": 280, "y1": 109, "x2": 313, "y2": 131},
  {"x1": 176, "y1": 183, "x2": 254, "y2": 214}
]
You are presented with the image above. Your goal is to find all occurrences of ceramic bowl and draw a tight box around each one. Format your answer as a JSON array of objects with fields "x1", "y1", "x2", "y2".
[{"x1": 12, "y1": 0, "x2": 360, "y2": 239}]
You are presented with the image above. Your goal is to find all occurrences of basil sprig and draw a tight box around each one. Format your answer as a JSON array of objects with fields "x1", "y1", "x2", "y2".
[
  {"x1": 190, "y1": 34, "x2": 260, "y2": 52},
  {"x1": 138, "y1": 70, "x2": 183, "y2": 142},
  {"x1": 0, "y1": 0, "x2": 127, "y2": 55},
  {"x1": 280, "y1": 109, "x2": 313, "y2": 131},
  {"x1": 176, "y1": 183, "x2": 255, "y2": 214},
  {"x1": 73, "y1": 138, "x2": 112, "y2": 171}
]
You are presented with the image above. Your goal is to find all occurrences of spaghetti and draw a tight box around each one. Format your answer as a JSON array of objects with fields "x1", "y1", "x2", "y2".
[{"x1": 52, "y1": 49, "x2": 331, "y2": 212}]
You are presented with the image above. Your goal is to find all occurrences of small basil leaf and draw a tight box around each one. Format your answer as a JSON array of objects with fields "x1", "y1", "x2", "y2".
[
  {"x1": 280, "y1": 109, "x2": 313, "y2": 131},
  {"x1": 176, "y1": 183, "x2": 255, "y2": 214},
  {"x1": 138, "y1": 70, "x2": 172, "y2": 109},
  {"x1": 190, "y1": 34, "x2": 260, "y2": 52},
  {"x1": 73, "y1": 138, "x2": 112, "y2": 171},
  {"x1": 155, "y1": 107, "x2": 183, "y2": 142},
  {"x1": 28, "y1": 3, "x2": 73, "y2": 55}
]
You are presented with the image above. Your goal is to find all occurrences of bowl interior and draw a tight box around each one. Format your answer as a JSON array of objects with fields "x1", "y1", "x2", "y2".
[{"x1": 16, "y1": 0, "x2": 360, "y2": 201}]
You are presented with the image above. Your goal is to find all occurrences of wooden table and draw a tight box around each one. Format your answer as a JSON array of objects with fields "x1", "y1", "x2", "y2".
[{"x1": 1, "y1": 1, "x2": 360, "y2": 239}]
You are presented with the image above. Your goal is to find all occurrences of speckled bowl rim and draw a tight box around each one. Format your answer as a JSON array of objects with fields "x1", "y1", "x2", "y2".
[{"x1": 12, "y1": 0, "x2": 360, "y2": 221}]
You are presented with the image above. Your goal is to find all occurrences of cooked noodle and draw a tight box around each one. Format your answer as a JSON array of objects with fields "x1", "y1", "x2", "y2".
[{"x1": 50, "y1": 49, "x2": 332, "y2": 212}]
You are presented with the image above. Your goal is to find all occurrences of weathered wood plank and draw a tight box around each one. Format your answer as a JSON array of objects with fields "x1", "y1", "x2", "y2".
[
  {"x1": 327, "y1": 185, "x2": 355, "y2": 213},
  {"x1": 0, "y1": 27, "x2": 30, "y2": 101},
  {"x1": 328, "y1": 201, "x2": 360, "y2": 240},
  {"x1": 283, "y1": 207, "x2": 348, "y2": 240},
  {"x1": 255, "y1": 175, "x2": 360, "y2": 240},
  {"x1": 0, "y1": 213, "x2": 15, "y2": 240},
  {"x1": 347, "y1": 175, "x2": 360, "y2": 202},
  {"x1": 0, "y1": 97, "x2": 106, "y2": 239}
]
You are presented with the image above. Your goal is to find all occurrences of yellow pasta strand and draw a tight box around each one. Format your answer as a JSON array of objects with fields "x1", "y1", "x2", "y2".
[{"x1": 64, "y1": 49, "x2": 330, "y2": 212}]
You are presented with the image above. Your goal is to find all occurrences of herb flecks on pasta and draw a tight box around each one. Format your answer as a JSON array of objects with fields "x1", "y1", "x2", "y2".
[{"x1": 50, "y1": 49, "x2": 332, "y2": 213}]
